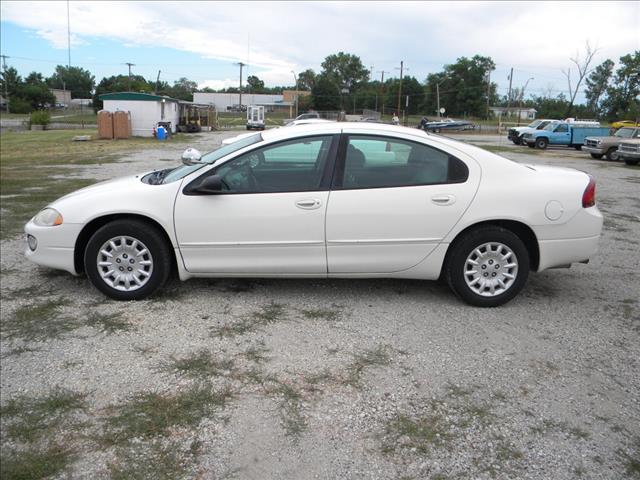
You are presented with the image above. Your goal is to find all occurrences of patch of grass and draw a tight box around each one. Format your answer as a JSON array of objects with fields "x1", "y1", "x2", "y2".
[
  {"x1": 86, "y1": 311, "x2": 132, "y2": 334},
  {"x1": 0, "y1": 388, "x2": 87, "y2": 443},
  {"x1": 2, "y1": 298, "x2": 79, "y2": 341},
  {"x1": 100, "y1": 385, "x2": 232, "y2": 445},
  {"x1": 0, "y1": 445, "x2": 75, "y2": 480},
  {"x1": 265, "y1": 380, "x2": 307, "y2": 437},
  {"x1": 496, "y1": 444, "x2": 525, "y2": 462},
  {"x1": 299, "y1": 305, "x2": 344, "y2": 322},
  {"x1": 164, "y1": 350, "x2": 235, "y2": 379},
  {"x1": 241, "y1": 342, "x2": 270, "y2": 364},
  {"x1": 530, "y1": 418, "x2": 590, "y2": 439},
  {"x1": 342, "y1": 344, "x2": 392, "y2": 387},
  {"x1": 211, "y1": 302, "x2": 287, "y2": 338},
  {"x1": 108, "y1": 440, "x2": 194, "y2": 480},
  {"x1": 382, "y1": 413, "x2": 452, "y2": 454}
]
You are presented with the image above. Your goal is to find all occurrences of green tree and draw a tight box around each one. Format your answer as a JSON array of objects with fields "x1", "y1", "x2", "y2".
[
  {"x1": 320, "y1": 52, "x2": 369, "y2": 92},
  {"x1": 422, "y1": 55, "x2": 497, "y2": 117},
  {"x1": 585, "y1": 59, "x2": 614, "y2": 118},
  {"x1": 246, "y1": 75, "x2": 265, "y2": 93},
  {"x1": 0, "y1": 66, "x2": 22, "y2": 97},
  {"x1": 92, "y1": 74, "x2": 152, "y2": 111},
  {"x1": 385, "y1": 76, "x2": 424, "y2": 115},
  {"x1": 168, "y1": 77, "x2": 198, "y2": 100},
  {"x1": 297, "y1": 69, "x2": 316, "y2": 91},
  {"x1": 47, "y1": 65, "x2": 95, "y2": 98},
  {"x1": 603, "y1": 51, "x2": 640, "y2": 120},
  {"x1": 311, "y1": 74, "x2": 341, "y2": 110}
]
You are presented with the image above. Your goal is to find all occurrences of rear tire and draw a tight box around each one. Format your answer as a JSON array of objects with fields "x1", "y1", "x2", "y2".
[
  {"x1": 84, "y1": 219, "x2": 171, "y2": 300},
  {"x1": 535, "y1": 138, "x2": 548, "y2": 149},
  {"x1": 590, "y1": 153, "x2": 603, "y2": 159},
  {"x1": 445, "y1": 226, "x2": 530, "y2": 307},
  {"x1": 625, "y1": 159, "x2": 639, "y2": 166},
  {"x1": 606, "y1": 148, "x2": 619, "y2": 161},
  {"x1": 527, "y1": 143, "x2": 535, "y2": 148},
  {"x1": 573, "y1": 145, "x2": 582, "y2": 150}
]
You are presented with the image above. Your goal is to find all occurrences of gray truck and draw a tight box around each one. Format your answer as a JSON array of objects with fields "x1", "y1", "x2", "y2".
[
  {"x1": 618, "y1": 138, "x2": 640, "y2": 166},
  {"x1": 583, "y1": 127, "x2": 640, "y2": 160}
]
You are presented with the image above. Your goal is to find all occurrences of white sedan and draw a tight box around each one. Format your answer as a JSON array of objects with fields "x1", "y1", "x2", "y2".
[{"x1": 24, "y1": 123, "x2": 603, "y2": 307}]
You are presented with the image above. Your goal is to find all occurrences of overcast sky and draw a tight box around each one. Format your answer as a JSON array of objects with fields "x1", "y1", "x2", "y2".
[{"x1": 1, "y1": 1, "x2": 638, "y2": 101}]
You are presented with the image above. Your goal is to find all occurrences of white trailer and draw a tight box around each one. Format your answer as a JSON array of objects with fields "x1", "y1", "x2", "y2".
[{"x1": 246, "y1": 105, "x2": 265, "y2": 130}]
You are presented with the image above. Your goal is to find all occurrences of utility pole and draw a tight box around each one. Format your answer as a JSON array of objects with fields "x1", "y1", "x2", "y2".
[
  {"x1": 485, "y1": 71, "x2": 491, "y2": 120},
  {"x1": 155, "y1": 70, "x2": 161, "y2": 95},
  {"x1": 125, "y1": 62, "x2": 135, "y2": 91},
  {"x1": 66, "y1": 0, "x2": 71, "y2": 67},
  {"x1": 436, "y1": 76, "x2": 448, "y2": 119},
  {"x1": 396, "y1": 61, "x2": 403, "y2": 116},
  {"x1": 236, "y1": 62, "x2": 246, "y2": 110},
  {"x1": 1, "y1": 54, "x2": 9, "y2": 113},
  {"x1": 505, "y1": 67, "x2": 514, "y2": 119},
  {"x1": 291, "y1": 70, "x2": 298, "y2": 118},
  {"x1": 377, "y1": 70, "x2": 389, "y2": 116}
]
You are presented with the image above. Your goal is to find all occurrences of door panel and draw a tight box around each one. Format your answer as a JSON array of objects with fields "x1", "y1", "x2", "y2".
[{"x1": 326, "y1": 135, "x2": 479, "y2": 274}]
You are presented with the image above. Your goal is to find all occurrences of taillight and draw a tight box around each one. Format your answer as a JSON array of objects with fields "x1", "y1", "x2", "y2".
[{"x1": 582, "y1": 175, "x2": 596, "y2": 208}]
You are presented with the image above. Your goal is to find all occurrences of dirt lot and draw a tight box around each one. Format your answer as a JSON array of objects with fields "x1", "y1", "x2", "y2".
[{"x1": 1, "y1": 130, "x2": 639, "y2": 480}]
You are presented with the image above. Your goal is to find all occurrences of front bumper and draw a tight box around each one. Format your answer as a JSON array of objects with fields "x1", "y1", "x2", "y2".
[
  {"x1": 582, "y1": 145, "x2": 606, "y2": 155},
  {"x1": 24, "y1": 221, "x2": 83, "y2": 275},
  {"x1": 619, "y1": 151, "x2": 640, "y2": 160}
]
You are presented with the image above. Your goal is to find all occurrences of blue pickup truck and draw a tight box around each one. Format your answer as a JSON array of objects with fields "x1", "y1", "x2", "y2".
[{"x1": 522, "y1": 122, "x2": 611, "y2": 150}]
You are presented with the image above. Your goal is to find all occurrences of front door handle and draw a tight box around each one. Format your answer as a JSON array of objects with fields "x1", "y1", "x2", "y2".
[
  {"x1": 431, "y1": 194, "x2": 456, "y2": 206},
  {"x1": 295, "y1": 199, "x2": 322, "y2": 210}
]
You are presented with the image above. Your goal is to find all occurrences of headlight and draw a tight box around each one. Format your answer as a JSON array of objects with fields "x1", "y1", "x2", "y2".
[
  {"x1": 596, "y1": 140, "x2": 602, "y2": 145},
  {"x1": 33, "y1": 208, "x2": 63, "y2": 226}
]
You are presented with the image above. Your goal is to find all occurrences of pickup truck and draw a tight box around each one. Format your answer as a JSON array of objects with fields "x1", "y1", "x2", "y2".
[
  {"x1": 618, "y1": 138, "x2": 640, "y2": 165},
  {"x1": 522, "y1": 122, "x2": 611, "y2": 150},
  {"x1": 583, "y1": 127, "x2": 640, "y2": 160},
  {"x1": 508, "y1": 119, "x2": 559, "y2": 145}
]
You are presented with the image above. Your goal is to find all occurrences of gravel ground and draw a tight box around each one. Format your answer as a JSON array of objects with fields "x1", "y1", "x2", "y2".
[{"x1": 1, "y1": 131, "x2": 639, "y2": 480}]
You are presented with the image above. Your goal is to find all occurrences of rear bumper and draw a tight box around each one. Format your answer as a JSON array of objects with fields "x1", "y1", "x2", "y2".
[{"x1": 538, "y1": 235, "x2": 601, "y2": 271}]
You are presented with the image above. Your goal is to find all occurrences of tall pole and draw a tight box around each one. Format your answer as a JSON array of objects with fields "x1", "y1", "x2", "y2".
[
  {"x1": 396, "y1": 60, "x2": 403, "y2": 116},
  {"x1": 377, "y1": 70, "x2": 389, "y2": 116},
  {"x1": 291, "y1": 70, "x2": 298, "y2": 117},
  {"x1": 125, "y1": 62, "x2": 135, "y2": 91},
  {"x1": 66, "y1": 0, "x2": 71, "y2": 67},
  {"x1": 236, "y1": 62, "x2": 246, "y2": 109},
  {"x1": 485, "y1": 71, "x2": 491, "y2": 120},
  {"x1": 1, "y1": 54, "x2": 9, "y2": 114},
  {"x1": 155, "y1": 70, "x2": 161, "y2": 95},
  {"x1": 505, "y1": 67, "x2": 514, "y2": 119},
  {"x1": 436, "y1": 82, "x2": 440, "y2": 119}
]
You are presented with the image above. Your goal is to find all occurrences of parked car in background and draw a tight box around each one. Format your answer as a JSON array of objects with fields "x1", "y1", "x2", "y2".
[
  {"x1": 611, "y1": 120, "x2": 640, "y2": 129},
  {"x1": 618, "y1": 138, "x2": 640, "y2": 165},
  {"x1": 24, "y1": 123, "x2": 602, "y2": 307},
  {"x1": 508, "y1": 119, "x2": 559, "y2": 145},
  {"x1": 417, "y1": 117, "x2": 475, "y2": 132},
  {"x1": 583, "y1": 127, "x2": 640, "y2": 160},
  {"x1": 522, "y1": 121, "x2": 609, "y2": 150}
]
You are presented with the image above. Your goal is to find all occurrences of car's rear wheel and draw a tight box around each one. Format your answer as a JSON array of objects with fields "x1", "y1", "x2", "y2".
[
  {"x1": 590, "y1": 153, "x2": 603, "y2": 159},
  {"x1": 445, "y1": 226, "x2": 530, "y2": 307},
  {"x1": 606, "y1": 147, "x2": 619, "y2": 161},
  {"x1": 535, "y1": 138, "x2": 548, "y2": 149},
  {"x1": 625, "y1": 159, "x2": 639, "y2": 166},
  {"x1": 84, "y1": 219, "x2": 171, "y2": 300}
]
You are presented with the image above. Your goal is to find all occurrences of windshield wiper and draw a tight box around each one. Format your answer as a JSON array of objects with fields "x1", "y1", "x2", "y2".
[{"x1": 148, "y1": 168, "x2": 173, "y2": 185}]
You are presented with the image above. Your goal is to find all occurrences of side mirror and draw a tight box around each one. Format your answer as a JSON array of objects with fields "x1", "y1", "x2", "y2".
[
  {"x1": 192, "y1": 175, "x2": 224, "y2": 194},
  {"x1": 182, "y1": 147, "x2": 203, "y2": 165}
]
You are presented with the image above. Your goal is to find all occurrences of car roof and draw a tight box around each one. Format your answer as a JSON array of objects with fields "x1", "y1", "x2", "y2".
[{"x1": 262, "y1": 122, "x2": 430, "y2": 142}]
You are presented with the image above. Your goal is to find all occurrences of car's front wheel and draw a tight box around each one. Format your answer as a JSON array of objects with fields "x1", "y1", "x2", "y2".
[
  {"x1": 84, "y1": 219, "x2": 171, "y2": 300},
  {"x1": 535, "y1": 138, "x2": 548, "y2": 149},
  {"x1": 606, "y1": 147, "x2": 619, "y2": 161},
  {"x1": 445, "y1": 226, "x2": 530, "y2": 307}
]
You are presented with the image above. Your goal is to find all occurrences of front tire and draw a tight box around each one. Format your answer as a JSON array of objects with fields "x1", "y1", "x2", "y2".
[
  {"x1": 445, "y1": 226, "x2": 530, "y2": 307},
  {"x1": 605, "y1": 147, "x2": 619, "y2": 161},
  {"x1": 84, "y1": 219, "x2": 171, "y2": 300},
  {"x1": 535, "y1": 138, "x2": 548, "y2": 149}
]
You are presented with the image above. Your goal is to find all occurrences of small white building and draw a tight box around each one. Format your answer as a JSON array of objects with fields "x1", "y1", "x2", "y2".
[
  {"x1": 99, "y1": 92, "x2": 180, "y2": 137},
  {"x1": 194, "y1": 92, "x2": 290, "y2": 112},
  {"x1": 489, "y1": 106, "x2": 537, "y2": 120}
]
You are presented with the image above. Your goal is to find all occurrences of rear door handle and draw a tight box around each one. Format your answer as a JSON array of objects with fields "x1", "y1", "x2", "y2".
[
  {"x1": 296, "y1": 199, "x2": 322, "y2": 210},
  {"x1": 431, "y1": 194, "x2": 456, "y2": 206}
]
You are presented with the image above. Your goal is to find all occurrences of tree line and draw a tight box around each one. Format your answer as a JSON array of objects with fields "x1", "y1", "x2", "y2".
[{"x1": 1, "y1": 50, "x2": 638, "y2": 120}]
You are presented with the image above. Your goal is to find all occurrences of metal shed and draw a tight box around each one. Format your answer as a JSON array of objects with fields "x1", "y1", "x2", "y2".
[{"x1": 99, "y1": 92, "x2": 180, "y2": 137}]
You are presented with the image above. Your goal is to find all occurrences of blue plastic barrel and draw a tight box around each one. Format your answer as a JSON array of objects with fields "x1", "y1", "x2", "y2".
[{"x1": 157, "y1": 126, "x2": 166, "y2": 140}]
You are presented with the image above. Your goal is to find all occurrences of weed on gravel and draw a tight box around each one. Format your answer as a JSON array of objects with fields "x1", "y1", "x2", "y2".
[
  {"x1": 342, "y1": 344, "x2": 392, "y2": 387},
  {"x1": 211, "y1": 302, "x2": 287, "y2": 338},
  {"x1": 99, "y1": 385, "x2": 233, "y2": 446},
  {"x1": 2, "y1": 298, "x2": 79, "y2": 342},
  {"x1": 299, "y1": 305, "x2": 344, "y2": 322},
  {"x1": 86, "y1": 311, "x2": 132, "y2": 334},
  {"x1": 109, "y1": 439, "x2": 196, "y2": 480},
  {"x1": 0, "y1": 444, "x2": 75, "y2": 480},
  {"x1": 0, "y1": 388, "x2": 87, "y2": 443},
  {"x1": 163, "y1": 350, "x2": 235, "y2": 379}
]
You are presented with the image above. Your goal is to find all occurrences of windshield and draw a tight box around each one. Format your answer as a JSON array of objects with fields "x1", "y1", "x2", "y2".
[
  {"x1": 543, "y1": 122, "x2": 560, "y2": 131},
  {"x1": 528, "y1": 120, "x2": 542, "y2": 128},
  {"x1": 615, "y1": 128, "x2": 637, "y2": 138},
  {"x1": 159, "y1": 133, "x2": 262, "y2": 184}
]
